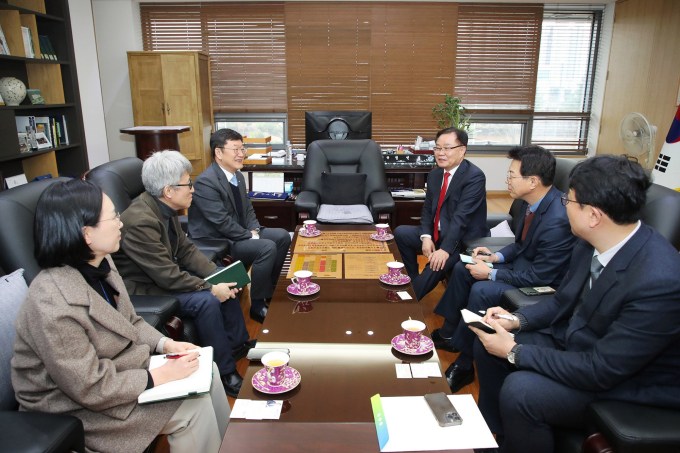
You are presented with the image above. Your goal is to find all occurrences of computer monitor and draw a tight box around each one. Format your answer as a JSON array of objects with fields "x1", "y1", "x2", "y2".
[{"x1": 304, "y1": 111, "x2": 372, "y2": 149}]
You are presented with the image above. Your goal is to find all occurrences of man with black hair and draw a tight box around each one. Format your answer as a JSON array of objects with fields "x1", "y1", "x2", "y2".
[
  {"x1": 432, "y1": 146, "x2": 576, "y2": 393},
  {"x1": 189, "y1": 128, "x2": 291, "y2": 323},
  {"x1": 471, "y1": 155, "x2": 680, "y2": 453},
  {"x1": 394, "y1": 127, "x2": 489, "y2": 300}
]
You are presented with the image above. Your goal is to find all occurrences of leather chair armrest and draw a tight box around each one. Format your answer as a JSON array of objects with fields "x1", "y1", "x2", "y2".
[
  {"x1": 130, "y1": 295, "x2": 180, "y2": 326},
  {"x1": 462, "y1": 236, "x2": 514, "y2": 252},
  {"x1": 188, "y1": 237, "x2": 230, "y2": 262},
  {"x1": 487, "y1": 212, "x2": 513, "y2": 229},
  {"x1": 368, "y1": 191, "x2": 395, "y2": 219},
  {"x1": 586, "y1": 401, "x2": 680, "y2": 453},
  {"x1": 500, "y1": 289, "x2": 554, "y2": 312},
  {"x1": 0, "y1": 411, "x2": 85, "y2": 453},
  {"x1": 295, "y1": 191, "x2": 320, "y2": 219}
]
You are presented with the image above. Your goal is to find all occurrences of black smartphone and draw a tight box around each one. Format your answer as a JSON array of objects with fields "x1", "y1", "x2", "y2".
[
  {"x1": 467, "y1": 320, "x2": 496, "y2": 334},
  {"x1": 519, "y1": 287, "x2": 540, "y2": 296},
  {"x1": 424, "y1": 392, "x2": 463, "y2": 427}
]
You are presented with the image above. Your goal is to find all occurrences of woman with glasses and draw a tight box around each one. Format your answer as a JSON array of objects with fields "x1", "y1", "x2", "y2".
[{"x1": 11, "y1": 179, "x2": 231, "y2": 452}]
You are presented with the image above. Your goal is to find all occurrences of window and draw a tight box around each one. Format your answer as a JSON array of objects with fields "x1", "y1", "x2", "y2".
[{"x1": 214, "y1": 113, "x2": 287, "y2": 150}]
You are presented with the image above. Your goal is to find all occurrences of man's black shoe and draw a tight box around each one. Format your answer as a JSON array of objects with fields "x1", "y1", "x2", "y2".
[
  {"x1": 431, "y1": 329, "x2": 460, "y2": 353},
  {"x1": 221, "y1": 371, "x2": 243, "y2": 398},
  {"x1": 250, "y1": 305, "x2": 267, "y2": 323},
  {"x1": 445, "y1": 363, "x2": 475, "y2": 393},
  {"x1": 232, "y1": 338, "x2": 257, "y2": 361}
]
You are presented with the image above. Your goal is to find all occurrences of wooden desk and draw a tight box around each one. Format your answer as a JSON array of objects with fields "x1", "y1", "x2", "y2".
[{"x1": 220, "y1": 225, "x2": 469, "y2": 452}]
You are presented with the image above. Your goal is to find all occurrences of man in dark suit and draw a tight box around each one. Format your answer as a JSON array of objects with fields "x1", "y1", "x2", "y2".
[
  {"x1": 471, "y1": 155, "x2": 680, "y2": 453},
  {"x1": 431, "y1": 146, "x2": 577, "y2": 393},
  {"x1": 189, "y1": 128, "x2": 291, "y2": 323},
  {"x1": 394, "y1": 127, "x2": 489, "y2": 300}
]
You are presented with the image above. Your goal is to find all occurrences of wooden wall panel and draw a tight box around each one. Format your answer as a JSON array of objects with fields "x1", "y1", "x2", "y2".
[{"x1": 597, "y1": 0, "x2": 680, "y2": 164}]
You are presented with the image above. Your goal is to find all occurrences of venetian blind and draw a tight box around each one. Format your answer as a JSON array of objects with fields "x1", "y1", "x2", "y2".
[
  {"x1": 140, "y1": 2, "x2": 287, "y2": 113},
  {"x1": 284, "y1": 2, "x2": 372, "y2": 146},
  {"x1": 369, "y1": 3, "x2": 457, "y2": 145},
  {"x1": 455, "y1": 3, "x2": 543, "y2": 112}
]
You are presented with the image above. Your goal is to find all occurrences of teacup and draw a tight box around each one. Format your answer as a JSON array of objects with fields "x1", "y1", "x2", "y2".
[
  {"x1": 261, "y1": 351, "x2": 290, "y2": 386},
  {"x1": 401, "y1": 319, "x2": 426, "y2": 350},
  {"x1": 302, "y1": 220, "x2": 317, "y2": 235},
  {"x1": 385, "y1": 262, "x2": 405, "y2": 283},
  {"x1": 375, "y1": 223, "x2": 389, "y2": 238},
  {"x1": 291, "y1": 270, "x2": 313, "y2": 293}
]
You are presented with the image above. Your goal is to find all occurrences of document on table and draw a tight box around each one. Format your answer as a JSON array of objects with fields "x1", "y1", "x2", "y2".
[
  {"x1": 372, "y1": 394, "x2": 498, "y2": 451},
  {"x1": 231, "y1": 399, "x2": 283, "y2": 420}
]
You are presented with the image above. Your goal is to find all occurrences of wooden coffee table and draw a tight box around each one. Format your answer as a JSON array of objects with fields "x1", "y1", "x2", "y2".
[{"x1": 220, "y1": 225, "x2": 472, "y2": 452}]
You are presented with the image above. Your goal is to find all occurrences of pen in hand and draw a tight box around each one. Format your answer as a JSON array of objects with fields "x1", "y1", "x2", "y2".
[
  {"x1": 492, "y1": 313, "x2": 518, "y2": 322},
  {"x1": 475, "y1": 251, "x2": 492, "y2": 256},
  {"x1": 165, "y1": 353, "x2": 200, "y2": 360}
]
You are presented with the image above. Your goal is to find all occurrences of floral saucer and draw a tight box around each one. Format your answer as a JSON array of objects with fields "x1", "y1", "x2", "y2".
[
  {"x1": 370, "y1": 233, "x2": 394, "y2": 241},
  {"x1": 287, "y1": 282, "x2": 321, "y2": 296},
  {"x1": 299, "y1": 230, "x2": 322, "y2": 238},
  {"x1": 391, "y1": 334, "x2": 434, "y2": 355},
  {"x1": 379, "y1": 273, "x2": 411, "y2": 286},
  {"x1": 252, "y1": 367, "x2": 301, "y2": 394}
]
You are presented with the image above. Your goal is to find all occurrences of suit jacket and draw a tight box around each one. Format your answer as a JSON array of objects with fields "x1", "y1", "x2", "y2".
[
  {"x1": 494, "y1": 186, "x2": 576, "y2": 287},
  {"x1": 113, "y1": 192, "x2": 217, "y2": 296},
  {"x1": 189, "y1": 162, "x2": 260, "y2": 242},
  {"x1": 516, "y1": 223, "x2": 680, "y2": 408},
  {"x1": 419, "y1": 160, "x2": 489, "y2": 254},
  {"x1": 11, "y1": 257, "x2": 182, "y2": 453}
]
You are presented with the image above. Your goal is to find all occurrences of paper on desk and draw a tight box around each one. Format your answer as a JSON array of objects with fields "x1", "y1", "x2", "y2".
[
  {"x1": 231, "y1": 399, "x2": 284, "y2": 420},
  {"x1": 397, "y1": 291, "x2": 412, "y2": 300},
  {"x1": 424, "y1": 362, "x2": 442, "y2": 377},
  {"x1": 378, "y1": 394, "x2": 498, "y2": 452},
  {"x1": 409, "y1": 363, "x2": 429, "y2": 378},
  {"x1": 395, "y1": 364, "x2": 412, "y2": 378}
]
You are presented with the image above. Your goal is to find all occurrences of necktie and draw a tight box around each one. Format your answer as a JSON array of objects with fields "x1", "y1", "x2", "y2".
[
  {"x1": 521, "y1": 206, "x2": 535, "y2": 242},
  {"x1": 433, "y1": 172, "x2": 451, "y2": 243},
  {"x1": 230, "y1": 175, "x2": 239, "y2": 187},
  {"x1": 570, "y1": 255, "x2": 604, "y2": 323}
]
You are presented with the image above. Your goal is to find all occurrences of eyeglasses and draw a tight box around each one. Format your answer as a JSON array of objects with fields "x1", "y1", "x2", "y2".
[
  {"x1": 560, "y1": 193, "x2": 579, "y2": 206},
  {"x1": 174, "y1": 178, "x2": 193, "y2": 190},
  {"x1": 98, "y1": 212, "x2": 120, "y2": 224},
  {"x1": 505, "y1": 172, "x2": 529, "y2": 181},
  {"x1": 434, "y1": 145, "x2": 465, "y2": 153},
  {"x1": 219, "y1": 146, "x2": 247, "y2": 155}
]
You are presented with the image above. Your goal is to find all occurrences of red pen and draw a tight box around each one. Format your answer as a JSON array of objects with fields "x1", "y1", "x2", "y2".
[{"x1": 165, "y1": 353, "x2": 200, "y2": 359}]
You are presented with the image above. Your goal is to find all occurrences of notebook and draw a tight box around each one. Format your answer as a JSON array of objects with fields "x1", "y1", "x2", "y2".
[
  {"x1": 205, "y1": 260, "x2": 251, "y2": 289},
  {"x1": 138, "y1": 347, "x2": 213, "y2": 404}
]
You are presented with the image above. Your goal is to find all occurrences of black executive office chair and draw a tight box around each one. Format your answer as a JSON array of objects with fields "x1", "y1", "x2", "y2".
[
  {"x1": 295, "y1": 139, "x2": 395, "y2": 223},
  {"x1": 499, "y1": 182, "x2": 680, "y2": 453},
  {"x1": 0, "y1": 177, "x2": 179, "y2": 338}
]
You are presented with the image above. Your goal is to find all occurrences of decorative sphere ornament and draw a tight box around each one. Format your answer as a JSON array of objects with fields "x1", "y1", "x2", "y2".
[{"x1": 0, "y1": 77, "x2": 28, "y2": 106}]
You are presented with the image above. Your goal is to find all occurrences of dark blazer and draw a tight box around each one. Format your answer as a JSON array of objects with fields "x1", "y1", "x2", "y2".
[
  {"x1": 189, "y1": 162, "x2": 260, "y2": 242},
  {"x1": 516, "y1": 223, "x2": 680, "y2": 408},
  {"x1": 494, "y1": 186, "x2": 577, "y2": 287},
  {"x1": 113, "y1": 192, "x2": 217, "y2": 296},
  {"x1": 419, "y1": 159, "x2": 489, "y2": 254}
]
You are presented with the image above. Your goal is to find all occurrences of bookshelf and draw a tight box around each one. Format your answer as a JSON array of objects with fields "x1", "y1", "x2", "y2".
[{"x1": 0, "y1": 0, "x2": 87, "y2": 186}]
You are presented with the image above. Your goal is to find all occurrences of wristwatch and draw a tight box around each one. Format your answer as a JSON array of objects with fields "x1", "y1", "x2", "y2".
[{"x1": 507, "y1": 344, "x2": 521, "y2": 365}]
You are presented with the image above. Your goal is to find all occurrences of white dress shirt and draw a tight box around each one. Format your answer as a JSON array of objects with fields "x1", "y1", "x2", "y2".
[{"x1": 421, "y1": 165, "x2": 460, "y2": 240}]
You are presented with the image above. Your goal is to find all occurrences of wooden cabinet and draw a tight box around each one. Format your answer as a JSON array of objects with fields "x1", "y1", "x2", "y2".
[
  {"x1": 0, "y1": 0, "x2": 88, "y2": 184},
  {"x1": 127, "y1": 51, "x2": 214, "y2": 176}
]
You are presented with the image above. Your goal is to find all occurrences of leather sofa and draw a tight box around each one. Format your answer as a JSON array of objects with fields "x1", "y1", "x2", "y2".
[{"x1": 295, "y1": 139, "x2": 394, "y2": 223}]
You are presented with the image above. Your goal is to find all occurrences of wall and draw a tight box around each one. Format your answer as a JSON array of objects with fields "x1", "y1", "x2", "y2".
[
  {"x1": 92, "y1": 0, "x2": 143, "y2": 161},
  {"x1": 597, "y1": 0, "x2": 680, "y2": 164},
  {"x1": 68, "y1": 0, "x2": 109, "y2": 167}
]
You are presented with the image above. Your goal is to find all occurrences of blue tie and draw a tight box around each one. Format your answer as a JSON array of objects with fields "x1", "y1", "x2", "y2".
[{"x1": 230, "y1": 175, "x2": 238, "y2": 187}]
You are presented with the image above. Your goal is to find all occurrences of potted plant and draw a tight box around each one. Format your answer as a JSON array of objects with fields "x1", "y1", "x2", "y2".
[{"x1": 432, "y1": 94, "x2": 471, "y2": 131}]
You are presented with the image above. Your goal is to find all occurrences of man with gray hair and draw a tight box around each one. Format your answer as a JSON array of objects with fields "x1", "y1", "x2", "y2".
[{"x1": 113, "y1": 150, "x2": 252, "y2": 397}]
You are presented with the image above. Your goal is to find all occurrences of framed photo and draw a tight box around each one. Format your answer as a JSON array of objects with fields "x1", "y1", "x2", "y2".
[
  {"x1": 27, "y1": 89, "x2": 45, "y2": 105},
  {"x1": 35, "y1": 132, "x2": 52, "y2": 149},
  {"x1": 18, "y1": 132, "x2": 30, "y2": 153}
]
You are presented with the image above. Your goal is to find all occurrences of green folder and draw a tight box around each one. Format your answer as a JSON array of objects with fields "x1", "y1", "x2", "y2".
[{"x1": 205, "y1": 260, "x2": 251, "y2": 289}]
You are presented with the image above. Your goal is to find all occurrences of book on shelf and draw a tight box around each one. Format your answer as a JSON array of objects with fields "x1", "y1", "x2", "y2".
[
  {"x1": 0, "y1": 25, "x2": 10, "y2": 55},
  {"x1": 38, "y1": 35, "x2": 57, "y2": 60},
  {"x1": 35, "y1": 132, "x2": 52, "y2": 149},
  {"x1": 21, "y1": 27, "x2": 35, "y2": 58},
  {"x1": 16, "y1": 116, "x2": 69, "y2": 148},
  {"x1": 27, "y1": 89, "x2": 45, "y2": 105}
]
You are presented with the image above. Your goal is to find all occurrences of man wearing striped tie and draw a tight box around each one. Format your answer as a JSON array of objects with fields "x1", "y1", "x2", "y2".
[
  {"x1": 394, "y1": 127, "x2": 489, "y2": 301},
  {"x1": 431, "y1": 146, "x2": 577, "y2": 393}
]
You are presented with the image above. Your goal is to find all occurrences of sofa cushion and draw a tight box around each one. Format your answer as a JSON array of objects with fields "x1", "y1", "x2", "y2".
[{"x1": 0, "y1": 269, "x2": 28, "y2": 411}]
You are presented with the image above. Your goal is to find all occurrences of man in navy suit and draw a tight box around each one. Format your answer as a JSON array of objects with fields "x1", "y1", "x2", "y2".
[
  {"x1": 471, "y1": 155, "x2": 680, "y2": 453},
  {"x1": 432, "y1": 146, "x2": 577, "y2": 393},
  {"x1": 394, "y1": 127, "x2": 489, "y2": 300}
]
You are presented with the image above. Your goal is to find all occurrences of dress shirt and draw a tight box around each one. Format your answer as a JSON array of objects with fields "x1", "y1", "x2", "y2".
[
  {"x1": 421, "y1": 165, "x2": 460, "y2": 241},
  {"x1": 217, "y1": 164, "x2": 258, "y2": 239},
  {"x1": 490, "y1": 193, "x2": 546, "y2": 280}
]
